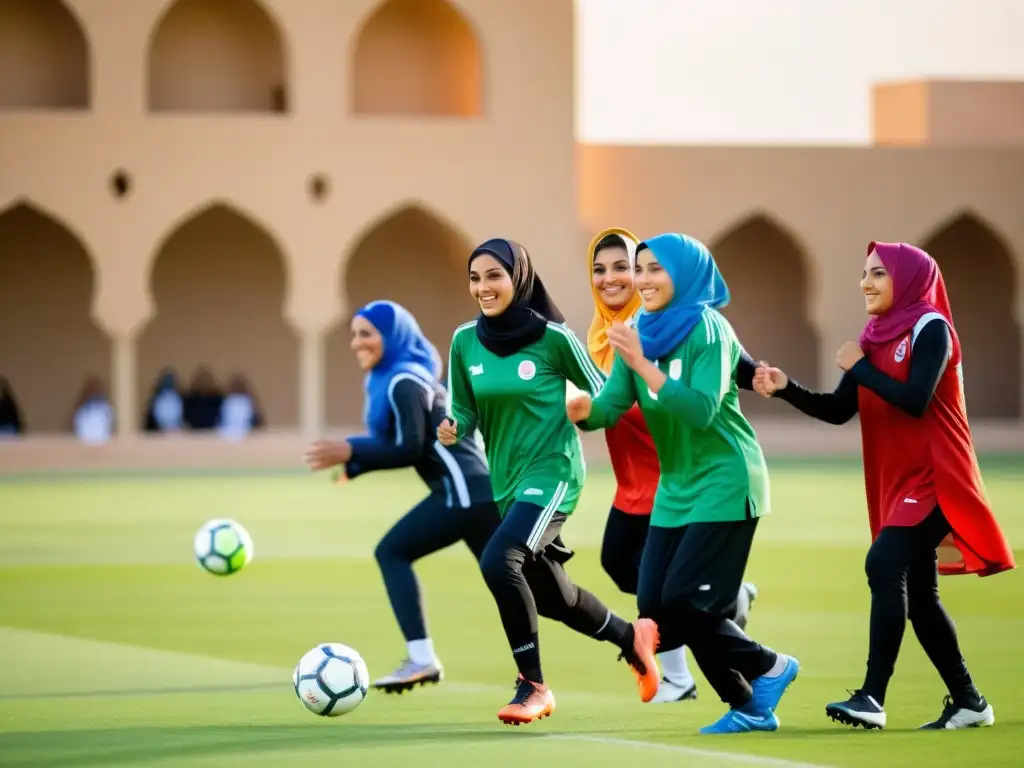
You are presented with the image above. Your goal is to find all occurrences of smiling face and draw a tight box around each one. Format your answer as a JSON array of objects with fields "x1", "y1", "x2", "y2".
[
  {"x1": 350, "y1": 314, "x2": 384, "y2": 370},
  {"x1": 469, "y1": 253, "x2": 515, "y2": 316},
  {"x1": 861, "y1": 249, "x2": 894, "y2": 315},
  {"x1": 634, "y1": 248, "x2": 674, "y2": 311},
  {"x1": 592, "y1": 244, "x2": 635, "y2": 310}
]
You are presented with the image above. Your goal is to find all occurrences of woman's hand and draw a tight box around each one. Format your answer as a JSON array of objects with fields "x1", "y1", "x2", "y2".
[
  {"x1": 437, "y1": 418, "x2": 458, "y2": 446},
  {"x1": 837, "y1": 341, "x2": 865, "y2": 372},
  {"x1": 753, "y1": 365, "x2": 788, "y2": 397},
  {"x1": 304, "y1": 440, "x2": 351, "y2": 471},
  {"x1": 566, "y1": 394, "x2": 593, "y2": 423},
  {"x1": 607, "y1": 322, "x2": 645, "y2": 369}
]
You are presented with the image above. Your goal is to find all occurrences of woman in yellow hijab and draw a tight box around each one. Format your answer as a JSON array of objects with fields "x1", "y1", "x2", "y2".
[{"x1": 584, "y1": 227, "x2": 760, "y2": 704}]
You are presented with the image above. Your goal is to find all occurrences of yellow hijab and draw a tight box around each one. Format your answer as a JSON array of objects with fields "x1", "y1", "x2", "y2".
[{"x1": 586, "y1": 227, "x2": 642, "y2": 374}]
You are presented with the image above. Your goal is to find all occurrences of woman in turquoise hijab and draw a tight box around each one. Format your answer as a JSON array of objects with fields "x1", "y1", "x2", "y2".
[{"x1": 569, "y1": 233, "x2": 799, "y2": 734}]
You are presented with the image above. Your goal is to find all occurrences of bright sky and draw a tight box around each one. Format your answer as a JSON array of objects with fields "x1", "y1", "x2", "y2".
[{"x1": 576, "y1": 0, "x2": 1024, "y2": 144}]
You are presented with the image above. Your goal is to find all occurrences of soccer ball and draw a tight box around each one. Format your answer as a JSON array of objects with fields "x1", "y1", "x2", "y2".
[
  {"x1": 293, "y1": 643, "x2": 369, "y2": 717},
  {"x1": 193, "y1": 519, "x2": 253, "y2": 575}
]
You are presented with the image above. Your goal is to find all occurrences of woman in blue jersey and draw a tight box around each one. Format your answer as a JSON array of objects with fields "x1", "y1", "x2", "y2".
[{"x1": 305, "y1": 300, "x2": 498, "y2": 694}]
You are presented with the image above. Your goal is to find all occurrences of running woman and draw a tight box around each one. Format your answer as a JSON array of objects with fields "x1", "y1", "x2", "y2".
[
  {"x1": 586, "y1": 227, "x2": 759, "y2": 703},
  {"x1": 754, "y1": 241, "x2": 1014, "y2": 730},
  {"x1": 438, "y1": 238, "x2": 659, "y2": 726},
  {"x1": 304, "y1": 300, "x2": 498, "y2": 694},
  {"x1": 569, "y1": 233, "x2": 800, "y2": 735}
]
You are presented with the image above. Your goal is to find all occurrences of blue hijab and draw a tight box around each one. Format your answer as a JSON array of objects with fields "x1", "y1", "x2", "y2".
[
  {"x1": 355, "y1": 301, "x2": 442, "y2": 435},
  {"x1": 635, "y1": 233, "x2": 730, "y2": 360}
]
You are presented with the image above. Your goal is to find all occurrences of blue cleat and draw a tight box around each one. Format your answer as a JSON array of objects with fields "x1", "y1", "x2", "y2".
[
  {"x1": 750, "y1": 654, "x2": 799, "y2": 712},
  {"x1": 700, "y1": 705, "x2": 779, "y2": 734}
]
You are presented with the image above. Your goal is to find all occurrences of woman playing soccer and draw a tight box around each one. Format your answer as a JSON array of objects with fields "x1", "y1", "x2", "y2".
[
  {"x1": 437, "y1": 238, "x2": 659, "y2": 726},
  {"x1": 304, "y1": 300, "x2": 499, "y2": 695},
  {"x1": 586, "y1": 227, "x2": 759, "y2": 703},
  {"x1": 754, "y1": 241, "x2": 1015, "y2": 730},
  {"x1": 569, "y1": 233, "x2": 800, "y2": 735}
]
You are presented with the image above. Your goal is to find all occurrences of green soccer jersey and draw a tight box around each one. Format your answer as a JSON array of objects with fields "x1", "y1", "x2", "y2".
[
  {"x1": 446, "y1": 321, "x2": 605, "y2": 516},
  {"x1": 581, "y1": 309, "x2": 769, "y2": 528}
]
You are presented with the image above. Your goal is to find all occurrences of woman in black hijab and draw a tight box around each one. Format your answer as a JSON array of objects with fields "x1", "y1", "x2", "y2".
[{"x1": 436, "y1": 239, "x2": 655, "y2": 725}]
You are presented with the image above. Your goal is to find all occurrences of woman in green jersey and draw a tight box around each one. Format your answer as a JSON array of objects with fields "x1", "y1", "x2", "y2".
[
  {"x1": 437, "y1": 238, "x2": 659, "y2": 726},
  {"x1": 568, "y1": 233, "x2": 800, "y2": 735}
]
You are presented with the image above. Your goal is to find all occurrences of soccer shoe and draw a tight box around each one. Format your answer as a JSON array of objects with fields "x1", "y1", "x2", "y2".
[
  {"x1": 648, "y1": 676, "x2": 698, "y2": 703},
  {"x1": 617, "y1": 618, "x2": 661, "y2": 703},
  {"x1": 734, "y1": 582, "x2": 758, "y2": 630},
  {"x1": 497, "y1": 675, "x2": 556, "y2": 725},
  {"x1": 918, "y1": 695, "x2": 995, "y2": 730},
  {"x1": 371, "y1": 658, "x2": 443, "y2": 694},
  {"x1": 750, "y1": 654, "x2": 799, "y2": 712},
  {"x1": 700, "y1": 704, "x2": 779, "y2": 734},
  {"x1": 825, "y1": 690, "x2": 887, "y2": 729}
]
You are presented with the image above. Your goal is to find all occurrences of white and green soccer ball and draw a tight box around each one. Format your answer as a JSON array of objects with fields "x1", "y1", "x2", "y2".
[
  {"x1": 193, "y1": 519, "x2": 253, "y2": 575},
  {"x1": 293, "y1": 643, "x2": 369, "y2": 717}
]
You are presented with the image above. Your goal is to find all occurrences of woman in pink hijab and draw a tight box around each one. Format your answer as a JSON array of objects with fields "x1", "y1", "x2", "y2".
[{"x1": 754, "y1": 241, "x2": 1013, "y2": 731}]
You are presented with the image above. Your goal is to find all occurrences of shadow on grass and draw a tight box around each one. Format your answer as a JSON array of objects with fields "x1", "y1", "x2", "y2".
[{"x1": 0, "y1": 722, "x2": 550, "y2": 767}]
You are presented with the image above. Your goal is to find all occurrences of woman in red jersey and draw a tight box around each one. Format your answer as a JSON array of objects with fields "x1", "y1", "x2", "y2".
[
  {"x1": 754, "y1": 241, "x2": 1015, "y2": 731},
  {"x1": 586, "y1": 227, "x2": 760, "y2": 703}
]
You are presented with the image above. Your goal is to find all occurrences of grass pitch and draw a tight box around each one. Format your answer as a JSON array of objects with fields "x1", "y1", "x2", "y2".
[{"x1": 1, "y1": 457, "x2": 1022, "y2": 767}]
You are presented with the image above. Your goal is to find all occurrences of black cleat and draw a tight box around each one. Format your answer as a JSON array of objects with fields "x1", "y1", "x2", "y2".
[
  {"x1": 826, "y1": 690, "x2": 886, "y2": 729},
  {"x1": 919, "y1": 694, "x2": 995, "y2": 730}
]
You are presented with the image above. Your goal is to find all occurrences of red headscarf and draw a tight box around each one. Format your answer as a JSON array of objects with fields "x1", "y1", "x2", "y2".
[{"x1": 859, "y1": 241, "x2": 958, "y2": 352}]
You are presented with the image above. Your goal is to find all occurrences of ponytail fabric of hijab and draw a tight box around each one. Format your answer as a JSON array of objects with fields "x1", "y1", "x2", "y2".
[
  {"x1": 586, "y1": 227, "x2": 642, "y2": 374},
  {"x1": 356, "y1": 300, "x2": 442, "y2": 436},
  {"x1": 858, "y1": 241, "x2": 957, "y2": 353},
  {"x1": 635, "y1": 233, "x2": 730, "y2": 360},
  {"x1": 470, "y1": 238, "x2": 566, "y2": 357}
]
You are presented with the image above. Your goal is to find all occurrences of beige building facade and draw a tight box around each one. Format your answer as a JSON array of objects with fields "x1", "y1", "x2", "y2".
[{"x1": 1, "y1": 0, "x2": 1022, "y2": 450}]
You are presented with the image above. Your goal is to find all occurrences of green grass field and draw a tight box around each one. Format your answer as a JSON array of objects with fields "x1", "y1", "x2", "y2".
[{"x1": 1, "y1": 458, "x2": 1022, "y2": 767}]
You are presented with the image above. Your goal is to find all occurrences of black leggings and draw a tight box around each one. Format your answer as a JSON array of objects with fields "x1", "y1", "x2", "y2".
[
  {"x1": 637, "y1": 518, "x2": 776, "y2": 708},
  {"x1": 375, "y1": 494, "x2": 501, "y2": 642},
  {"x1": 600, "y1": 507, "x2": 650, "y2": 595},
  {"x1": 862, "y1": 505, "x2": 978, "y2": 707},
  {"x1": 479, "y1": 500, "x2": 631, "y2": 684}
]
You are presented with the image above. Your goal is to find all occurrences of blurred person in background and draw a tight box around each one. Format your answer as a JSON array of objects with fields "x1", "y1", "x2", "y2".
[
  {"x1": 218, "y1": 374, "x2": 264, "y2": 440},
  {"x1": 183, "y1": 366, "x2": 223, "y2": 430},
  {"x1": 143, "y1": 369, "x2": 184, "y2": 433},
  {"x1": 0, "y1": 377, "x2": 24, "y2": 437},
  {"x1": 71, "y1": 376, "x2": 114, "y2": 444}
]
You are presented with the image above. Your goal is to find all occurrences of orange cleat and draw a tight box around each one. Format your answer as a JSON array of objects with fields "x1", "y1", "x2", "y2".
[
  {"x1": 497, "y1": 676, "x2": 556, "y2": 725},
  {"x1": 621, "y1": 618, "x2": 661, "y2": 703}
]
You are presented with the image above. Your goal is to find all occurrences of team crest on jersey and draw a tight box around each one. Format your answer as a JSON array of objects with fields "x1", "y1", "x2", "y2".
[
  {"x1": 895, "y1": 338, "x2": 908, "y2": 363},
  {"x1": 517, "y1": 360, "x2": 536, "y2": 381}
]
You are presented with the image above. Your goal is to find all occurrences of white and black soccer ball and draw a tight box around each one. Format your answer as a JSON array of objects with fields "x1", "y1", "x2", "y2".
[
  {"x1": 293, "y1": 643, "x2": 369, "y2": 717},
  {"x1": 193, "y1": 519, "x2": 254, "y2": 576}
]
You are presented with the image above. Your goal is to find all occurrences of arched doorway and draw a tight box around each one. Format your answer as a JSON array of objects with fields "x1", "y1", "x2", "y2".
[
  {"x1": 709, "y1": 214, "x2": 818, "y2": 418},
  {"x1": 351, "y1": 0, "x2": 482, "y2": 116},
  {"x1": 147, "y1": 0, "x2": 287, "y2": 113},
  {"x1": 325, "y1": 204, "x2": 476, "y2": 426},
  {"x1": 921, "y1": 213, "x2": 1020, "y2": 419},
  {"x1": 0, "y1": 203, "x2": 111, "y2": 432},
  {"x1": 0, "y1": 0, "x2": 89, "y2": 109},
  {"x1": 137, "y1": 203, "x2": 299, "y2": 428}
]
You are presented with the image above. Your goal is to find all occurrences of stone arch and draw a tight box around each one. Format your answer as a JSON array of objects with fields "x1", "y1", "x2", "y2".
[
  {"x1": 325, "y1": 203, "x2": 476, "y2": 426},
  {"x1": 920, "y1": 212, "x2": 1020, "y2": 419},
  {"x1": 137, "y1": 202, "x2": 299, "y2": 428},
  {"x1": 147, "y1": 0, "x2": 288, "y2": 113},
  {"x1": 708, "y1": 213, "x2": 818, "y2": 418},
  {"x1": 0, "y1": 202, "x2": 111, "y2": 432},
  {"x1": 351, "y1": 0, "x2": 482, "y2": 116},
  {"x1": 0, "y1": 0, "x2": 89, "y2": 109}
]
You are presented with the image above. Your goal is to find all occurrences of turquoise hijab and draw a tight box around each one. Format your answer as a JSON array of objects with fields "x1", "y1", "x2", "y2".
[{"x1": 635, "y1": 233, "x2": 730, "y2": 359}]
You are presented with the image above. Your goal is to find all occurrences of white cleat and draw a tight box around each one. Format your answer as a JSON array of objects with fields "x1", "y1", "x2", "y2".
[
  {"x1": 647, "y1": 676, "x2": 698, "y2": 703},
  {"x1": 371, "y1": 658, "x2": 444, "y2": 694},
  {"x1": 919, "y1": 695, "x2": 995, "y2": 730}
]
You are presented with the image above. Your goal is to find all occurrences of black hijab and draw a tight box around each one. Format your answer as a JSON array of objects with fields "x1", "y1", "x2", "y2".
[{"x1": 470, "y1": 238, "x2": 565, "y2": 357}]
